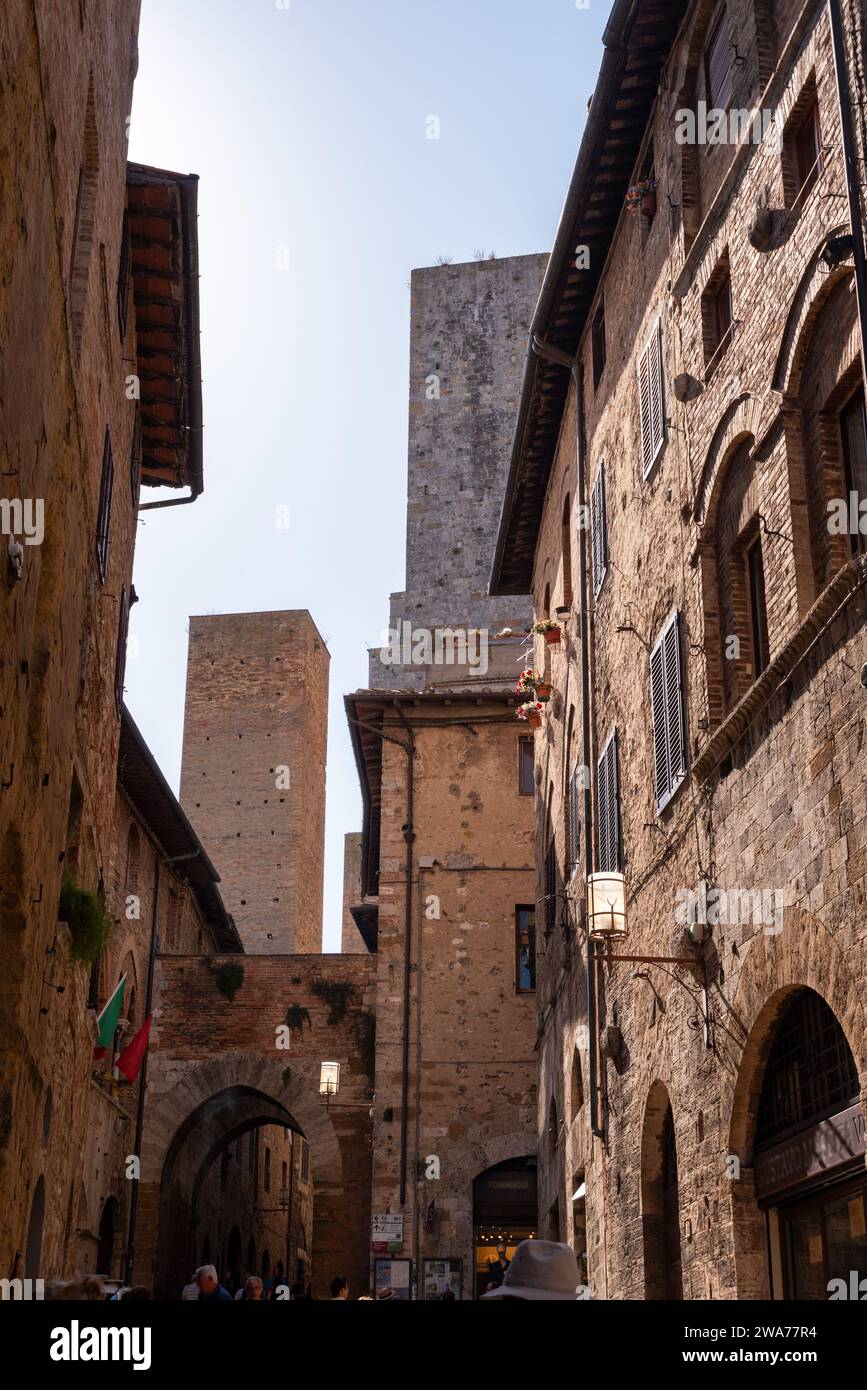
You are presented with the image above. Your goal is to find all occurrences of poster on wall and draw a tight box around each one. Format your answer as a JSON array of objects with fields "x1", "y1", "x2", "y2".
[
  {"x1": 371, "y1": 1213, "x2": 404, "y2": 1253},
  {"x1": 374, "y1": 1257, "x2": 412, "y2": 1300},
  {"x1": 422, "y1": 1258, "x2": 462, "y2": 1301}
]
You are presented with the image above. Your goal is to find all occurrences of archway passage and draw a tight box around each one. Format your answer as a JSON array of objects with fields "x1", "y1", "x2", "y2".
[
  {"x1": 471, "y1": 1156, "x2": 537, "y2": 1299},
  {"x1": 641, "y1": 1082, "x2": 683, "y2": 1300},
  {"x1": 750, "y1": 990, "x2": 865, "y2": 1299}
]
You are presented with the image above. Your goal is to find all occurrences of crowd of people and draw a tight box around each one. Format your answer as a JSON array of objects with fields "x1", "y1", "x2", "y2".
[{"x1": 39, "y1": 1240, "x2": 583, "y2": 1302}]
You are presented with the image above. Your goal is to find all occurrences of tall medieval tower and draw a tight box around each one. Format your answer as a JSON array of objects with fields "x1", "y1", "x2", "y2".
[{"x1": 179, "y1": 609, "x2": 329, "y2": 953}]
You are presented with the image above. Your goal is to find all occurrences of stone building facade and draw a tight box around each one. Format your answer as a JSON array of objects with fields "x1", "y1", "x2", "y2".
[
  {"x1": 345, "y1": 255, "x2": 546, "y2": 1297},
  {"x1": 492, "y1": 0, "x2": 867, "y2": 1298},
  {"x1": 0, "y1": 0, "x2": 209, "y2": 1284},
  {"x1": 180, "y1": 610, "x2": 329, "y2": 954}
]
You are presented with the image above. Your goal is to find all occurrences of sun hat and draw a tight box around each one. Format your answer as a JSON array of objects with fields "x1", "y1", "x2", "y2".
[{"x1": 481, "y1": 1240, "x2": 583, "y2": 1300}]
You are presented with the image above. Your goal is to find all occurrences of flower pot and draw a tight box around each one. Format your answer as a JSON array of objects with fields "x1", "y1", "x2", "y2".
[
  {"x1": 641, "y1": 191, "x2": 656, "y2": 216},
  {"x1": 543, "y1": 627, "x2": 561, "y2": 646},
  {"x1": 535, "y1": 682, "x2": 551, "y2": 701}
]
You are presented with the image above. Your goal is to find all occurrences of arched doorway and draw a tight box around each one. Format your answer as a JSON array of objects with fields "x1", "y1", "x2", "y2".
[
  {"x1": 226, "y1": 1226, "x2": 242, "y2": 1294},
  {"x1": 24, "y1": 1177, "x2": 46, "y2": 1281},
  {"x1": 641, "y1": 1082, "x2": 683, "y2": 1299},
  {"x1": 471, "y1": 1156, "x2": 537, "y2": 1299},
  {"x1": 97, "y1": 1198, "x2": 117, "y2": 1277},
  {"x1": 749, "y1": 989, "x2": 865, "y2": 1299}
]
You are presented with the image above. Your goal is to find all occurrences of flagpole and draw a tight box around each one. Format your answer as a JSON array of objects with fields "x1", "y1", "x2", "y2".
[{"x1": 124, "y1": 856, "x2": 160, "y2": 1287}]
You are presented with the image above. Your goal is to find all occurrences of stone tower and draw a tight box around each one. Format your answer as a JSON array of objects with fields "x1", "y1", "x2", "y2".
[
  {"x1": 369, "y1": 252, "x2": 548, "y2": 690},
  {"x1": 180, "y1": 610, "x2": 329, "y2": 953}
]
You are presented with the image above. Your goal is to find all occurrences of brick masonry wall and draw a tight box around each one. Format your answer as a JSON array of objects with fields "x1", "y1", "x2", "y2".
[
  {"x1": 137, "y1": 952, "x2": 376, "y2": 1297},
  {"x1": 369, "y1": 700, "x2": 537, "y2": 1297},
  {"x1": 0, "y1": 0, "x2": 144, "y2": 1280},
  {"x1": 180, "y1": 610, "x2": 329, "y2": 954},
  {"x1": 529, "y1": 0, "x2": 867, "y2": 1298}
]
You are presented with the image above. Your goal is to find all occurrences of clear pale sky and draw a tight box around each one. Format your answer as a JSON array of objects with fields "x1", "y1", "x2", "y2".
[{"x1": 126, "y1": 0, "x2": 607, "y2": 949}]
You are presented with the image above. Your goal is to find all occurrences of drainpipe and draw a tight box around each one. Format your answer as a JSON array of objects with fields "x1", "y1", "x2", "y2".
[
  {"x1": 393, "y1": 702, "x2": 416, "y2": 1211},
  {"x1": 532, "y1": 336, "x2": 604, "y2": 1140},
  {"x1": 828, "y1": 0, "x2": 867, "y2": 406},
  {"x1": 124, "y1": 849, "x2": 201, "y2": 1285}
]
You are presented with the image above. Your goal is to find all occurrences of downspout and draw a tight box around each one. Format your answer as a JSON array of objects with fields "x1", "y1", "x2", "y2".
[
  {"x1": 828, "y1": 0, "x2": 867, "y2": 406},
  {"x1": 533, "y1": 336, "x2": 604, "y2": 1140},
  {"x1": 393, "y1": 702, "x2": 416, "y2": 1211},
  {"x1": 124, "y1": 849, "x2": 201, "y2": 1285}
]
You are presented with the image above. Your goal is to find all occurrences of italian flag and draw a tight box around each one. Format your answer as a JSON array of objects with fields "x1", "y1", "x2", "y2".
[
  {"x1": 93, "y1": 975, "x2": 126, "y2": 1060},
  {"x1": 115, "y1": 1016, "x2": 152, "y2": 1083}
]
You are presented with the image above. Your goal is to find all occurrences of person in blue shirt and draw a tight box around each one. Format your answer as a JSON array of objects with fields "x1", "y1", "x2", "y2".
[{"x1": 195, "y1": 1265, "x2": 233, "y2": 1301}]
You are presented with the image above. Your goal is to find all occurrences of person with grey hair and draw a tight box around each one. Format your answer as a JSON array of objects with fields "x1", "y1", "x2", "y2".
[
  {"x1": 234, "y1": 1275, "x2": 264, "y2": 1301},
  {"x1": 195, "y1": 1264, "x2": 232, "y2": 1301}
]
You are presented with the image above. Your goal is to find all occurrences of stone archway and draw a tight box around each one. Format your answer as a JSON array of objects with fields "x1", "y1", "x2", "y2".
[
  {"x1": 722, "y1": 921, "x2": 867, "y2": 1299},
  {"x1": 640, "y1": 1080, "x2": 683, "y2": 1300}
]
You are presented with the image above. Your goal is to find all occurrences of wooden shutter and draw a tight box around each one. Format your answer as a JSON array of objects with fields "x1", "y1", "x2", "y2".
[
  {"x1": 705, "y1": 9, "x2": 733, "y2": 111},
  {"x1": 568, "y1": 763, "x2": 581, "y2": 871},
  {"x1": 96, "y1": 428, "x2": 114, "y2": 581},
  {"x1": 650, "y1": 611, "x2": 687, "y2": 812},
  {"x1": 596, "y1": 730, "x2": 620, "y2": 873},
  {"x1": 590, "y1": 464, "x2": 607, "y2": 598},
  {"x1": 638, "y1": 321, "x2": 665, "y2": 478},
  {"x1": 115, "y1": 586, "x2": 129, "y2": 714}
]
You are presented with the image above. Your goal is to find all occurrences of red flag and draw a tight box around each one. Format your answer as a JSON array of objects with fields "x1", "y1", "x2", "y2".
[{"x1": 115, "y1": 1016, "x2": 152, "y2": 1083}]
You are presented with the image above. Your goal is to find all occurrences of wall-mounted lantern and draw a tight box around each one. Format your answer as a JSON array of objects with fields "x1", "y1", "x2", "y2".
[
  {"x1": 319, "y1": 1061, "x2": 340, "y2": 1100},
  {"x1": 587, "y1": 872, "x2": 628, "y2": 943}
]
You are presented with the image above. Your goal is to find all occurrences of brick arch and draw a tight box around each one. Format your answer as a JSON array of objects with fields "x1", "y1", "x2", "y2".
[
  {"x1": 693, "y1": 394, "x2": 765, "y2": 527},
  {"x1": 722, "y1": 917, "x2": 867, "y2": 1298},
  {"x1": 137, "y1": 1051, "x2": 347, "y2": 1295},
  {"x1": 771, "y1": 233, "x2": 851, "y2": 394}
]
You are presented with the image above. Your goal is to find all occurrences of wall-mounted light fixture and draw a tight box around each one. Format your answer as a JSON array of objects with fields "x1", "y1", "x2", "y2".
[
  {"x1": 319, "y1": 1061, "x2": 340, "y2": 1101},
  {"x1": 587, "y1": 872, "x2": 628, "y2": 943}
]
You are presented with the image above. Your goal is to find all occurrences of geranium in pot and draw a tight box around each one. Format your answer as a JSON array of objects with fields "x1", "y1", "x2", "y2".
[
  {"x1": 516, "y1": 700, "x2": 544, "y2": 729},
  {"x1": 530, "y1": 618, "x2": 561, "y2": 646}
]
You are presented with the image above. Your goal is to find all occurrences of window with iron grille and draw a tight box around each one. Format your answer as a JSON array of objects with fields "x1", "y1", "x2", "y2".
[
  {"x1": 756, "y1": 990, "x2": 859, "y2": 1147},
  {"x1": 114, "y1": 586, "x2": 129, "y2": 715},
  {"x1": 637, "y1": 320, "x2": 665, "y2": 479},
  {"x1": 96, "y1": 428, "x2": 114, "y2": 582},
  {"x1": 590, "y1": 463, "x2": 607, "y2": 598},
  {"x1": 705, "y1": 7, "x2": 733, "y2": 111},
  {"x1": 650, "y1": 611, "x2": 687, "y2": 813},
  {"x1": 596, "y1": 729, "x2": 620, "y2": 873}
]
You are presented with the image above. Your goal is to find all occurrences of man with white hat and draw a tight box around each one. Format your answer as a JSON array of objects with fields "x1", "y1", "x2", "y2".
[{"x1": 481, "y1": 1240, "x2": 587, "y2": 1300}]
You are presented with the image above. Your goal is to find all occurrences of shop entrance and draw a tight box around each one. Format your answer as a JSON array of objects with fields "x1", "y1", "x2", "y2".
[
  {"x1": 471, "y1": 1156, "x2": 537, "y2": 1298},
  {"x1": 778, "y1": 1175, "x2": 866, "y2": 1298}
]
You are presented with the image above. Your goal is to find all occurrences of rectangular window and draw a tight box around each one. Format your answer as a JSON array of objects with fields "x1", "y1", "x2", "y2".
[
  {"x1": 117, "y1": 209, "x2": 131, "y2": 341},
  {"x1": 518, "y1": 737, "x2": 535, "y2": 795},
  {"x1": 281, "y1": 1161, "x2": 288, "y2": 1196},
  {"x1": 515, "y1": 906, "x2": 536, "y2": 992},
  {"x1": 596, "y1": 730, "x2": 620, "y2": 873},
  {"x1": 747, "y1": 539, "x2": 769, "y2": 676},
  {"x1": 592, "y1": 299, "x2": 606, "y2": 389},
  {"x1": 590, "y1": 463, "x2": 607, "y2": 598},
  {"x1": 705, "y1": 7, "x2": 733, "y2": 111},
  {"x1": 637, "y1": 320, "x2": 665, "y2": 478},
  {"x1": 301, "y1": 1138, "x2": 309, "y2": 1183},
  {"x1": 114, "y1": 585, "x2": 129, "y2": 715},
  {"x1": 714, "y1": 273, "x2": 733, "y2": 352},
  {"x1": 96, "y1": 428, "x2": 114, "y2": 581},
  {"x1": 840, "y1": 388, "x2": 867, "y2": 557},
  {"x1": 650, "y1": 611, "x2": 688, "y2": 813},
  {"x1": 264, "y1": 1147, "x2": 271, "y2": 1193}
]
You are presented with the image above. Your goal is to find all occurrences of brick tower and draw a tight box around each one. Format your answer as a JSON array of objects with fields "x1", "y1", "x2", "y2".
[{"x1": 180, "y1": 610, "x2": 329, "y2": 953}]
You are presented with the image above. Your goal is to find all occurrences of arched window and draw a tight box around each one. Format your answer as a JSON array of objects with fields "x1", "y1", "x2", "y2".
[
  {"x1": 756, "y1": 990, "x2": 859, "y2": 1148},
  {"x1": 570, "y1": 1047, "x2": 584, "y2": 1121},
  {"x1": 712, "y1": 442, "x2": 769, "y2": 710},
  {"x1": 125, "y1": 823, "x2": 140, "y2": 895},
  {"x1": 543, "y1": 582, "x2": 551, "y2": 619},
  {"x1": 641, "y1": 1084, "x2": 683, "y2": 1299},
  {"x1": 561, "y1": 495, "x2": 573, "y2": 609}
]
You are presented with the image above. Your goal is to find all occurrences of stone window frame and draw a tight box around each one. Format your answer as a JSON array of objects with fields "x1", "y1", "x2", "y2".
[
  {"x1": 700, "y1": 248, "x2": 736, "y2": 381},
  {"x1": 637, "y1": 318, "x2": 666, "y2": 481},
  {"x1": 649, "y1": 609, "x2": 688, "y2": 814}
]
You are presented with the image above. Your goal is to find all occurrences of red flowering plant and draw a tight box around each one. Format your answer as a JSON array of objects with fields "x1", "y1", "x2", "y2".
[{"x1": 516, "y1": 700, "x2": 544, "y2": 726}]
